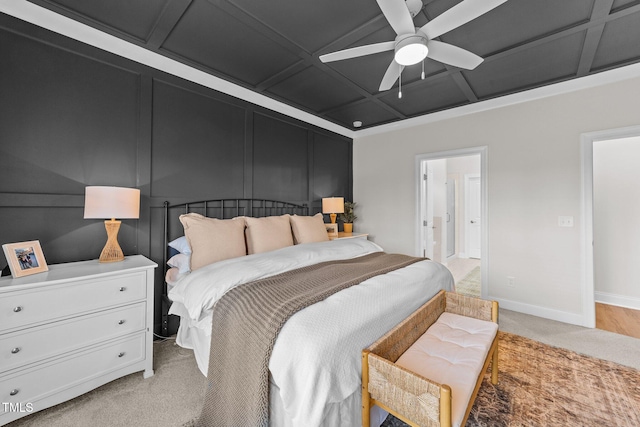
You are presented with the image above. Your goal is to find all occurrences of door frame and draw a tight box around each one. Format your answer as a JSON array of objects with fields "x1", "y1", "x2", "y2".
[
  {"x1": 464, "y1": 173, "x2": 481, "y2": 259},
  {"x1": 415, "y1": 146, "x2": 488, "y2": 297},
  {"x1": 581, "y1": 124, "x2": 640, "y2": 328}
]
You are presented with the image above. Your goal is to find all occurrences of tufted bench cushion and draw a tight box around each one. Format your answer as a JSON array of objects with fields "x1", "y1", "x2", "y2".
[{"x1": 395, "y1": 312, "x2": 499, "y2": 427}]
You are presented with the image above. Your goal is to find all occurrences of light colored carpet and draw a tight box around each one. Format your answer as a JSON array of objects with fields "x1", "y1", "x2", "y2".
[
  {"x1": 454, "y1": 266, "x2": 481, "y2": 298},
  {"x1": 8, "y1": 310, "x2": 640, "y2": 426}
]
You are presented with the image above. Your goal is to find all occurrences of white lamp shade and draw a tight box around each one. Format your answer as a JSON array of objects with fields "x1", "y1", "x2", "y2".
[
  {"x1": 322, "y1": 197, "x2": 344, "y2": 214},
  {"x1": 84, "y1": 186, "x2": 140, "y2": 219}
]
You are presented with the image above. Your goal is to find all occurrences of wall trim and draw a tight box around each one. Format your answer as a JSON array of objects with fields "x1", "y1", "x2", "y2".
[
  {"x1": 495, "y1": 297, "x2": 586, "y2": 327},
  {"x1": 595, "y1": 292, "x2": 640, "y2": 311}
]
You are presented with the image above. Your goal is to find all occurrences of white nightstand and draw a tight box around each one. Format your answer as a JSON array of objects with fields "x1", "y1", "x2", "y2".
[
  {"x1": 0, "y1": 255, "x2": 157, "y2": 425},
  {"x1": 329, "y1": 232, "x2": 368, "y2": 240}
]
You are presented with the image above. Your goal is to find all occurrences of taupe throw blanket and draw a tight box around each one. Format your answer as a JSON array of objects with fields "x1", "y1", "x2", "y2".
[{"x1": 197, "y1": 252, "x2": 424, "y2": 427}]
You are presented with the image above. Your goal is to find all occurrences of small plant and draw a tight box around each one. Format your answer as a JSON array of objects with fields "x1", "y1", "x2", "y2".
[{"x1": 338, "y1": 201, "x2": 357, "y2": 223}]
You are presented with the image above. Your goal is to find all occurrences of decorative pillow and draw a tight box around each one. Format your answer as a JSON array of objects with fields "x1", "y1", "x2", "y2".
[
  {"x1": 168, "y1": 236, "x2": 192, "y2": 255},
  {"x1": 244, "y1": 215, "x2": 294, "y2": 255},
  {"x1": 179, "y1": 213, "x2": 246, "y2": 270},
  {"x1": 167, "y1": 253, "x2": 191, "y2": 274},
  {"x1": 289, "y1": 213, "x2": 330, "y2": 244}
]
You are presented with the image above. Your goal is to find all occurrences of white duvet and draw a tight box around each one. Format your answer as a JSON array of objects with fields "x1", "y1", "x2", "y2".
[{"x1": 168, "y1": 239, "x2": 454, "y2": 427}]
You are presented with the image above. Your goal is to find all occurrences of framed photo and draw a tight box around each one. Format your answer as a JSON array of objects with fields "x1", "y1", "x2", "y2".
[
  {"x1": 325, "y1": 223, "x2": 338, "y2": 238},
  {"x1": 2, "y1": 240, "x2": 49, "y2": 278}
]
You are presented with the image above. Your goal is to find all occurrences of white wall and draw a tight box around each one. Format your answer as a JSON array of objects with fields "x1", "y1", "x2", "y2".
[
  {"x1": 353, "y1": 75, "x2": 640, "y2": 325},
  {"x1": 593, "y1": 136, "x2": 640, "y2": 304}
]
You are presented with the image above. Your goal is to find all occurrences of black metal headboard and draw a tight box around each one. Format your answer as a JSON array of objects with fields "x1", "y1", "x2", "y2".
[{"x1": 161, "y1": 198, "x2": 309, "y2": 336}]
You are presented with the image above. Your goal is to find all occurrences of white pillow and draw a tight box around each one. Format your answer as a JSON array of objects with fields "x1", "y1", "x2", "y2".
[
  {"x1": 167, "y1": 253, "x2": 191, "y2": 274},
  {"x1": 168, "y1": 236, "x2": 192, "y2": 255},
  {"x1": 289, "y1": 213, "x2": 330, "y2": 244}
]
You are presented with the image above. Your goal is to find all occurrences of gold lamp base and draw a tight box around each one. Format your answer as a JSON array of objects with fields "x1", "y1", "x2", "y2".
[
  {"x1": 99, "y1": 219, "x2": 125, "y2": 263},
  {"x1": 330, "y1": 213, "x2": 337, "y2": 224}
]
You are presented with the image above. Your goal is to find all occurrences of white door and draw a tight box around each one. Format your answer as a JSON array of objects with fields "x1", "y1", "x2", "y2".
[
  {"x1": 422, "y1": 162, "x2": 434, "y2": 259},
  {"x1": 466, "y1": 174, "x2": 481, "y2": 259},
  {"x1": 446, "y1": 179, "x2": 455, "y2": 258}
]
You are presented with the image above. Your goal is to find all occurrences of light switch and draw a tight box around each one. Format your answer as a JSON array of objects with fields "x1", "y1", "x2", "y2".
[{"x1": 558, "y1": 216, "x2": 574, "y2": 227}]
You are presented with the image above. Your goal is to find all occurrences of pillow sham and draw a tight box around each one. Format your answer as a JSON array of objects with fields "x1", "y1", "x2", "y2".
[
  {"x1": 168, "y1": 236, "x2": 192, "y2": 255},
  {"x1": 167, "y1": 253, "x2": 191, "y2": 274},
  {"x1": 179, "y1": 213, "x2": 246, "y2": 270},
  {"x1": 244, "y1": 215, "x2": 294, "y2": 255},
  {"x1": 289, "y1": 213, "x2": 330, "y2": 244}
]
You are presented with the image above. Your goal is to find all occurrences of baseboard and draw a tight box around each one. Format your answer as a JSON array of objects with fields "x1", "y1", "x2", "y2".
[
  {"x1": 595, "y1": 291, "x2": 640, "y2": 310},
  {"x1": 493, "y1": 296, "x2": 587, "y2": 327}
]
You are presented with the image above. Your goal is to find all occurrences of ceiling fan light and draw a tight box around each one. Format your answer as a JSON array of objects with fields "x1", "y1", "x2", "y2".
[{"x1": 395, "y1": 37, "x2": 428, "y2": 66}]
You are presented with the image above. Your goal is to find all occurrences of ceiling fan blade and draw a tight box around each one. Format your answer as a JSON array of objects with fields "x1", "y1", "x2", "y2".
[
  {"x1": 379, "y1": 60, "x2": 405, "y2": 91},
  {"x1": 319, "y1": 41, "x2": 395, "y2": 63},
  {"x1": 376, "y1": 0, "x2": 416, "y2": 35},
  {"x1": 420, "y1": 0, "x2": 508, "y2": 39},
  {"x1": 427, "y1": 40, "x2": 483, "y2": 69}
]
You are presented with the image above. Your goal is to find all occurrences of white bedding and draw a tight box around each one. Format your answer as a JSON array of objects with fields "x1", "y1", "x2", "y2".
[{"x1": 168, "y1": 239, "x2": 454, "y2": 427}]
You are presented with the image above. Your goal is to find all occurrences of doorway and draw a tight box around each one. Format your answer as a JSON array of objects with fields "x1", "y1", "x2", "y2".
[
  {"x1": 416, "y1": 147, "x2": 486, "y2": 298},
  {"x1": 582, "y1": 125, "x2": 640, "y2": 331}
]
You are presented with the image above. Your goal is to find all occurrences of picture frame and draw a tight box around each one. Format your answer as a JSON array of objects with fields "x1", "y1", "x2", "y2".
[
  {"x1": 325, "y1": 223, "x2": 338, "y2": 238},
  {"x1": 2, "y1": 240, "x2": 49, "y2": 278}
]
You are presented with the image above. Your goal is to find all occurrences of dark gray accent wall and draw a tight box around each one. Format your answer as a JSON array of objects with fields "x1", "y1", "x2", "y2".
[{"x1": 0, "y1": 14, "x2": 352, "y2": 334}]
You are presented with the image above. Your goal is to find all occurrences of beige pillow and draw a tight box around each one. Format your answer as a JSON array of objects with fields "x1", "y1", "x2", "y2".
[
  {"x1": 244, "y1": 215, "x2": 294, "y2": 255},
  {"x1": 179, "y1": 213, "x2": 246, "y2": 270},
  {"x1": 289, "y1": 213, "x2": 330, "y2": 244}
]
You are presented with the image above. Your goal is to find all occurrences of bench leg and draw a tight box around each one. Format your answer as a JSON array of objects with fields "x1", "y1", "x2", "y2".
[
  {"x1": 362, "y1": 351, "x2": 370, "y2": 427},
  {"x1": 491, "y1": 340, "x2": 499, "y2": 385}
]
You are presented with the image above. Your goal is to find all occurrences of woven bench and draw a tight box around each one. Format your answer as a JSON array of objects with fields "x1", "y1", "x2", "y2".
[{"x1": 362, "y1": 290, "x2": 499, "y2": 427}]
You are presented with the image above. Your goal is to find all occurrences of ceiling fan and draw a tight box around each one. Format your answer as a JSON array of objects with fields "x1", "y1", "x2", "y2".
[{"x1": 320, "y1": 0, "x2": 508, "y2": 94}]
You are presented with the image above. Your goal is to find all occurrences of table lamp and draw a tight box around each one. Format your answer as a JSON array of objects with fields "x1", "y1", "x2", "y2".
[
  {"x1": 322, "y1": 197, "x2": 344, "y2": 224},
  {"x1": 84, "y1": 186, "x2": 140, "y2": 263}
]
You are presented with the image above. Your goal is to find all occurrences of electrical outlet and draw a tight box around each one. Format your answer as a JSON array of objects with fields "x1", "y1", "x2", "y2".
[
  {"x1": 507, "y1": 276, "x2": 515, "y2": 288},
  {"x1": 558, "y1": 216, "x2": 574, "y2": 227}
]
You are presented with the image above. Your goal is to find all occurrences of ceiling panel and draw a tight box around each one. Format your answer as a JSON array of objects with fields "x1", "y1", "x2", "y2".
[
  {"x1": 266, "y1": 66, "x2": 364, "y2": 112},
  {"x1": 591, "y1": 9, "x2": 640, "y2": 70},
  {"x1": 464, "y1": 31, "x2": 585, "y2": 99},
  {"x1": 229, "y1": 0, "x2": 381, "y2": 54},
  {"x1": 379, "y1": 74, "x2": 469, "y2": 116},
  {"x1": 427, "y1": 0, "x2": 595, "y2": 58},
  {"x1": 17, "y1": 0, "x2": 640, "y2": 131},
  {"x1": 161, "y1": 0, "x2": 301, "y2": 86},
  {"x1": 41, "y1": 0, "x2": 169, "y2": 41}
]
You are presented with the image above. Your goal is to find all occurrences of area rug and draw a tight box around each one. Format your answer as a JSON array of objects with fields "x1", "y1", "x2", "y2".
[
  {"x1": 455, "y1": 266, "x2": 481, "y2": 298},
  {"x1": 382, "y1": 331, "x2": 640, "y2": 426}
]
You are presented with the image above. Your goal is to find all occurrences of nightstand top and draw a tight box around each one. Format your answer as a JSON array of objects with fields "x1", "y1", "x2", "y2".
[{"x1": 329, "y1": 232, "x2": 368, "y2": 240}]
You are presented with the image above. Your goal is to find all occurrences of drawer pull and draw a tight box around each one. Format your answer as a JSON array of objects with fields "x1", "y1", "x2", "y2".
[
  {"x1": 118, "y1": 352, "x2": 125, "y2": 358},
  {"x1": 119, "y1": 287, "x2": 126, "y2": 292},
  {"x1": 118, "y1": 319, "x2": 126, "y2": 325},
  {"x1": 11, "y1": 347, "x2": 21, "y2": 354},
  {"x1": 13, "y1": 306, "x2": 23, "y2": 313},
  {"x1": 9, "y1": 389, "x2": 19, "y2": 396}
]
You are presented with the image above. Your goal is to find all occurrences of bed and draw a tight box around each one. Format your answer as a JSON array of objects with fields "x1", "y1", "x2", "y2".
[{"x1": 162, "y1": 199, "x2": 455, "y2": 427}]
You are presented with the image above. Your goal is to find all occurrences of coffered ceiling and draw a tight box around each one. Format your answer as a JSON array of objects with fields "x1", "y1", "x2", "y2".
[{"x1": 16, "y1": 0, "x2": 640, "y2": 131}]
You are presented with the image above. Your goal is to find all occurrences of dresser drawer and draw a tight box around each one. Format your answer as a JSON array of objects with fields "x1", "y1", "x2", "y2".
[
  {"x1": 0, "y1": 272, "x2": 146, "y2": 333},
  {"x1": 0, "y1": 303, "x2": 146, "y2": 374},
  {"x1": 0, "y1": 333, "x2": 145, "y2": 415}
]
